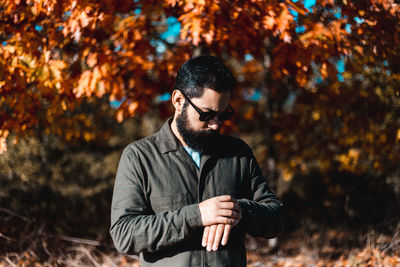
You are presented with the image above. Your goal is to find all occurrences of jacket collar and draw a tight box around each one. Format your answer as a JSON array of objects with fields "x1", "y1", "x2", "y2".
[{"x1": 157, "y1": 117, "x2": 181, "y2": 154}]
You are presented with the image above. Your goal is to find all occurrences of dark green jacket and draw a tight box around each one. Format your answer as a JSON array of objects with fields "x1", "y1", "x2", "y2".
[{"x1": 110, "y1": 118, "x2": 284, "y2": 267}]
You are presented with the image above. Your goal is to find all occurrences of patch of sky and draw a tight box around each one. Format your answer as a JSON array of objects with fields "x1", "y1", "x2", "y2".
[
  {"x1": 64, "y1": 10, "x2": 71, "y2": 19},
  {"x1": 283, "y1": 92, "x2": 296, "y2": 112},
  {"x1": 289, "y1": 8, "x2": 298, "y2": 18},
  {"x1": 345, "y1": 24, "x2": 352, "y2": 33},
  {"x1": 337, "y1": 58, "x2": 345, "y2": 73},
  {"x1": 304, "y1": 0, "x2": 316, "y2": 12},
  {"x1": 354, "y1": 17, "x2": 364, "y2": 24},
  {"x1": 334, "y1": 7, "x2": 341, "y2": 18},
  {"x1": 110, "y1": 97, "x2": 125, "y2": 108},
  {"x1": 296, "y1": 25, "x2": 306, "y2": 33},
  {"x1": 134, "y1": 8, "x2": 141, "y2": 15},
  {"x1": 57, "y1": 26, "x2": 64, "y2": 31},
  {"x1": 35, "y1": 25, "x2": 43, "y2": 32},
  {"x1": 383, "y1": 60, "x2": 391, "y2": 75},
  {"x1": 244, "y1": 54, "x2": 254, "y2": 61},
  {"x1": 150, "y1": 39, "x2": 166, "y2": 54},
  {"x1": 243, "y1": 89, "x2": 262, "y2": 101},
  {"x1": 290, "y1": 0, "x2": 316, "y2": 23},
  {"x1": 156, "y1": 92, "x2": 171, "y2": 102},
  {"x1": 2, "y1": 41, "x2": 6, "y2": 46},
  {"x1": 114, "y1": 45, "x2": 122, "y2": 52},
  {"x1": 160, "y1": 17, "x2": 181, "y2": 44},
  {"x1": 288, "y1": 0, "x2": 299, "y2": 18},
  {"x1": 337, "y1": 58, "x2": 345, "y2": 82}
]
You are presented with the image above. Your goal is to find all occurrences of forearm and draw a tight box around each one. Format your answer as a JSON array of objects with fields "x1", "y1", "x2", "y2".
[
  {"x1": 237, "y1": 198, "x2": 284, "y2": 238},
  {"x1": 110, "y1": 203, "x2": 203, "y2": 254}
]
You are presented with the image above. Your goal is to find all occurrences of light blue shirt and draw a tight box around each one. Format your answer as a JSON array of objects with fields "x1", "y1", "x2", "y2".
[{"x1": 183, "y1": 146, "x2": 201, "y2": 169}]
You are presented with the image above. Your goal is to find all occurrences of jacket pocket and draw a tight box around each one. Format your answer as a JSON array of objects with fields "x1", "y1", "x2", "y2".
[{"x1": 150, "y1": 193, "x2": 189, "y2": 214}]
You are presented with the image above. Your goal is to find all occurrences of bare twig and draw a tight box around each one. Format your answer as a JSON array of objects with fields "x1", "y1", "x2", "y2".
[
  {"x1": 99, "y1": 253, "x2": 119, "y2": 267},
  {"x1": 17, "y1": 236, "x2": 39, "y2": 261},
  {"x1": 42, "y1": 233, "x2": 104, "y2": 247},
  {"x1": 4, "y1": 257, "x2": 17, "y2": 267},
  {"x1": 383, "y1": 231, "x2": 400, "y2": 253},
  {"x1": 83, "y1": 248, "x2": 101, "y2": 267},
  {"x1": 0, "y1": 207, "x2": 30, "y2": 222},
  {"x1": 0, "y1": 232, "x2": 16, "y2": 241},
  {"x1": 67, "y1": 246, "x2": 101, "y2": 267},
  {"x1": 41, "y1": 239, "x2": 52, "y2": 257}
]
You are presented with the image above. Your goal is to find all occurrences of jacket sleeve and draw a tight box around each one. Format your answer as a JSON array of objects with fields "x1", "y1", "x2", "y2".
[
  {"x1": 109, "y1": 146, "x2": 203, "y2": 254},
  {"x1": 237, "y1": 151, "x2": 285, "y2": 238}
]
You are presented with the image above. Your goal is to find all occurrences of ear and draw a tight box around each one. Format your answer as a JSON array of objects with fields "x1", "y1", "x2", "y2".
[{"x1": 171, "y1": 90, "x2": 185, "y2": 113}]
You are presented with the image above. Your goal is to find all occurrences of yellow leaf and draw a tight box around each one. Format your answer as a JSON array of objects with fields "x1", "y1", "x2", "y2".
[
  {"x1": 0, "y1": 130, "x2": 9, "y2": 154},
  {"x1": 61, "y1": 101, "x2": 67, "y2": 111},
  {"x1": 83, "y1": 131, "x2": 93, "y2": 141},
  {"x1": 116, "y1": 109, "x2": 124, "y2": 123},
  {"x1": 0, "y1": 136, "x2": 7, "y2": 154},
  {"x1": 354, "y1": 45, "x2": 363, "y2": 54},
  {"x1": 312, "y1": 111, "x2": 320, "y2": 121},
  {"x1": 128, "y1": 101, "x2": 139, "y2": 116},
  {"x1": 282, "y1": 168, "x2": 293, "y2": 181},
  {"x1": 320, "y1": 62, "x2": 328, "y2": 79}
]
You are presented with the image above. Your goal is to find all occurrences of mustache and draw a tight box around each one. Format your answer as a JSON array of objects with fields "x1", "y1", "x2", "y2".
[{"x1": 194, "y1": 129, "x2": 219, "y2": 137}]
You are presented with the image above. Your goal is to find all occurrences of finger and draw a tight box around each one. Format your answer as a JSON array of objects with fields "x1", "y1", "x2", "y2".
[
  {"x1": 202, "y1": 226, "x2": 210, "y2": 247},
  {"x1": 212, "y1": 224, "x2": 225, "y2": 251},
  {"x1": 221, "y1": 224, "x2": 231, "y2": 246},
  {"x1": 217, "y1": 209, "x2": 241, "y2": 220},
  {"x1": 218, "y1": 202, "x2": 242, "y2": 213},
  {"x1": 216, "y1": 195, "x2": 235, "y2": 202},
  {"x1": 207, "y1": 225, "x2": 217, "y2": 252},
  {"x1": 215, "y1": 217, "x2": 239, "y2": 225}
]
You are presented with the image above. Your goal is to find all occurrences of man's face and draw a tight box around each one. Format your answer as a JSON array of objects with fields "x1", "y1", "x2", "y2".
[{"x1": 176, "y1": 88, "x2": 231, "y2": 151}]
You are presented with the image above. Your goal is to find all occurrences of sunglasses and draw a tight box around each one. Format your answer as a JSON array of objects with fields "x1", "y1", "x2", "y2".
[{"x1": 180, "y1": 90, "x2": 235, "y2": 122}]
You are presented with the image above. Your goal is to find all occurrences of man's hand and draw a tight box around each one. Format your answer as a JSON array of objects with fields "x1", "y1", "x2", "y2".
[
  {"x1": 198, "y1": 195, "x2": 242, "y2": 226},
  {"x1": 199, "y1": 195, "x2": 241, "y2": 251},
  {"x1": 202, "y1": 224, "x2": 232, "y2": 251}
]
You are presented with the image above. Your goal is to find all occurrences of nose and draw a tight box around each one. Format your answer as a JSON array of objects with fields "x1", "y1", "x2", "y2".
[{"x1": 208, "y1": 117, "x2": 221, "y2": 130}]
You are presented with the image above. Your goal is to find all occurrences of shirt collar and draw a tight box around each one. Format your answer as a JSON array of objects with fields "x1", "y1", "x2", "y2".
[{"x1": 157, "y1": 117, "x2": 181, "y2": 154}]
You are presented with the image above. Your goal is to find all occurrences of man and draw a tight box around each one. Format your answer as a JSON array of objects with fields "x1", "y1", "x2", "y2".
[{"x1": 110, "y1": 55, "x2": 284, "y2": 266}]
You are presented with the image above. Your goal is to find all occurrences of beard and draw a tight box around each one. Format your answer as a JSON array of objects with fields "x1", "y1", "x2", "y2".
[{"x1": 176, "y1": 106, "x2": 220, "y2": 152}]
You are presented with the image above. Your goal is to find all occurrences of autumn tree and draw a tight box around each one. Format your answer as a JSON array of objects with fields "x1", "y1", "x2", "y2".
[{"x1": 1, "y1": 0, "x2": 399, "y2": 179}]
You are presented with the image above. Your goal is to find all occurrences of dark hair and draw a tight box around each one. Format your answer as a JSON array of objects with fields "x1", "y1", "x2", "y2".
[{"x1": 174, "y1": 55, "x2": 235, "y2": 99}]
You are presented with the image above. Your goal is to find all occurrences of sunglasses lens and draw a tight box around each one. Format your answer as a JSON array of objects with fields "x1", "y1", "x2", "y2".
[
  {"x1": 218, "y1": 111, "x2": 234, "y2": 121},
  {"x1": 199, "y1": 112, "x2": 217, "y2": 121}
]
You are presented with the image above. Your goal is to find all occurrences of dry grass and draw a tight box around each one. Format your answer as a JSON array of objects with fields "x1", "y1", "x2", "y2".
[
  {"x1": 0, "y1": 246, "x2": 140, "y2": 267},
  {"x1": 1, "y1": 224, "x2": 399, "y2": 266},
  {"x1": 247, "y1": 224, "x2": 400, "y2": 267}
]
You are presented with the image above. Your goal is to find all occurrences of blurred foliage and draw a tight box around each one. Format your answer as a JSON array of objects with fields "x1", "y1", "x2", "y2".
[
  {"x1": 1, "y1": 0, "x2": 399, "y2": 179},
  {"x1": 0, "y1": 101, "x2": 164, "y2": 253},
  {"x1": 0, "y1": 0, "x2": 400, "y2": 261}
]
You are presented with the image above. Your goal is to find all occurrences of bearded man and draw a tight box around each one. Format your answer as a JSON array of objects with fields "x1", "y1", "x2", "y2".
[{"x1": 110, "y1": 55, "x2": 284, "y2": 267}]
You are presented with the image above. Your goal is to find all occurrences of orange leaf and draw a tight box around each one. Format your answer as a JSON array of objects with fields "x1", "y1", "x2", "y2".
[{"x1": 87, "y1": 53, "x2": 97, "y2": 68}]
